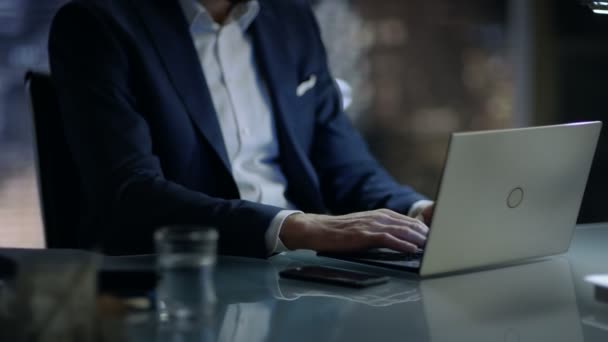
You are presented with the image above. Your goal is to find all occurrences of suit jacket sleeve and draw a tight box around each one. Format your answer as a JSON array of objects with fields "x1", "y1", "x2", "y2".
[
  {"x1": 48, "y1": 3, "x2": 281, "y2": 258},
  {"x1": 302, "y1": 5, "x2": 428, "y2": 214}
]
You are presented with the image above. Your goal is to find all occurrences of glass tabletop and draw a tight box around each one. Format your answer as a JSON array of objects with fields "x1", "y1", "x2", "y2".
[
  {"x1": 122, "y1": 223, "x2": 608, "y2": 342},
  {"x1": 1, "y1": 223, "x2": 607, "y2": 342}
]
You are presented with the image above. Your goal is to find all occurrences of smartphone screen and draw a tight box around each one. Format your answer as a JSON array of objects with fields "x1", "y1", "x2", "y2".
[{"x1": 279, "y1": 266, "x2": 389, "y2": 288}]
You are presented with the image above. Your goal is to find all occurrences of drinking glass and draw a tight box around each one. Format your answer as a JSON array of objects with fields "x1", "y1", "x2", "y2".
[{"x1": 155, "y1": 226, "x2": 218, "y2": 321}]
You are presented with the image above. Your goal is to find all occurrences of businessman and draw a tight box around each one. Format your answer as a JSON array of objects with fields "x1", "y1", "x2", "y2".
[{"x1": 49, "y1": 0, "x2": 434, "y2": 257}]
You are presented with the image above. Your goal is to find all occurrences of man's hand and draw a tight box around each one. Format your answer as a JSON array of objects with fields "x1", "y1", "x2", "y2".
[
  {"x1": 418, "y1": 203, "x2": 435, "y2": 226},
  {"x1": 280, "y1": 209, "x2": 429, "y2": 253}
]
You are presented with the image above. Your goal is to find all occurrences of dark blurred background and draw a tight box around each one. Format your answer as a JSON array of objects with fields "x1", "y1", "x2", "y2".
[{"x1": 0, "y1": 0, "x2": 605, "y2": 247}]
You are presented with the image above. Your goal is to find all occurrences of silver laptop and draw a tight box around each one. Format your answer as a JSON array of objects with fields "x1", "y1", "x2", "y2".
[{"x1": 320, "y1": 121, "x2": 602, "y2": 277}]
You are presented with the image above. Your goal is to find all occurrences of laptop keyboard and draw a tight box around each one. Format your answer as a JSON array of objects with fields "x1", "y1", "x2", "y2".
[{"x1": 345, "y1": 249, "x2": 424, "y2": 261}]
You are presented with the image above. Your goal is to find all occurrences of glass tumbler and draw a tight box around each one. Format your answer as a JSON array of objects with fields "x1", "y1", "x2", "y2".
[{"x1": 155, "y1": 226, "x2": 218, "y2": 321}]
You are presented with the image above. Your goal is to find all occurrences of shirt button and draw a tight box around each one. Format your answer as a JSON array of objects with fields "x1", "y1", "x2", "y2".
[{"x1": 241, "y1": 128, "x2": 250, "y2": 136}]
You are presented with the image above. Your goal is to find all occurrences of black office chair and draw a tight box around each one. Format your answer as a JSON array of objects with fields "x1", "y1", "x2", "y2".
[{"x1": 25, "y1": 71, "x2": 81, "y2": 249}]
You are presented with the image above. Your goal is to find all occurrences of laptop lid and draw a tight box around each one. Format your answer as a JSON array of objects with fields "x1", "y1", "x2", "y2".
[{"x1": 419, "y1": 121, "x2": 602, "y2": 277}]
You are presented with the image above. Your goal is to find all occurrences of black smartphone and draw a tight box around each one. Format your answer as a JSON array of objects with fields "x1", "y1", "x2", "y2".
[{"x1": 279, "y1": 266, "x2": 390, "y2": 288}]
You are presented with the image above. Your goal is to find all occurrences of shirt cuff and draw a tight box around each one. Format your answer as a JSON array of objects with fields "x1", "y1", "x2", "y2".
[
  {"x1": 265, "y1": 210, "x2": 303, "y2": 255},
  {"x1": 408, "y1": 200, "x2": 434, "y2": 218}
]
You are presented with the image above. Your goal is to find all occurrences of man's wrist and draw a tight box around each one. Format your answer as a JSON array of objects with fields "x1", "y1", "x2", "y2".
[
  {"x1": 279, "y1": 213, "x2": 315, "y2": 251},
  {"x1": 266, "y1": 210, "x2": 303, "y2": 255},
  {"x1": 408, "y1": 200, "x2": 434, "y2": 218}
]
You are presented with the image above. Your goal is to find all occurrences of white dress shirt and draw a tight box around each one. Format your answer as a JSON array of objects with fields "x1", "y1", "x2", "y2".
[
  {"x1": 179, "y1": 0, "x2": 298, "y2": 254},
  {"x1": 178, "y1": 0, "x2": 430, "y2": 255}
]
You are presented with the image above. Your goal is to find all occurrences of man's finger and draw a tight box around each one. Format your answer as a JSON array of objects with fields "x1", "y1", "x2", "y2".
[
  {"x1": 377, "y1": 211, "x2": 430, "y2": 236},
  {"x1": 385, "y1": 216, "x2": 429, "y2": 236},
  {"x1": 381, "y1": 225, "x2": 427, "y2": 247},
  {"x1": 408, "y1": 220, "x2": 429, "y2": 236},
  {"x1": 413, "y1": 215, "x2": 430, "y2": 233},
  {"x1": 376, "y1": 208, "x2": 410, "y2": 221},
  {"x1": 369, "y1": 232, "x2": 418, "y2": 253}
]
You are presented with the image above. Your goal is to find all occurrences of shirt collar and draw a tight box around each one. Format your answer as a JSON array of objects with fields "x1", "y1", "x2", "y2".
[{"x1": 178, "y1": 0, "x2": 260, "y2": 33}]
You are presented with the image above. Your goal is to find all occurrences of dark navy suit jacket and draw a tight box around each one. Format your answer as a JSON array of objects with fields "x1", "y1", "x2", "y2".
[{"x1": 48, "y1": 0, "x2": 426, "y2": 257}]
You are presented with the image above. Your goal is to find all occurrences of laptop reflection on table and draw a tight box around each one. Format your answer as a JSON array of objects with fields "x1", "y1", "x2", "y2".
[{"x1": 419, "y1": 257, "x2": 583, "y2": 342}]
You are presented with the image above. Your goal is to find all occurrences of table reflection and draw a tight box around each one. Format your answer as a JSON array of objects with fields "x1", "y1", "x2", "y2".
[
  {"x1": 419, "y1": 257, "x2": 583, "y2": 342},
  {"x1": 124, "y1": 254, "x2": 585, "y2": 342},
  {"x1": 0, "y1": 248, "x2": 590, "y2": 342}
]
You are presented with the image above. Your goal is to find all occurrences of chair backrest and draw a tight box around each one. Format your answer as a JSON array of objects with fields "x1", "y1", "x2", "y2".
[{"x1": 25, "y1": 71, "x2": 81, "y2": 249}]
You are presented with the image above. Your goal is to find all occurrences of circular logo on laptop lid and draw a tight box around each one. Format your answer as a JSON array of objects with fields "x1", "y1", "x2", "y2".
[{"x1": 507, "y1": 187, "x2": 524, "y2": 209}]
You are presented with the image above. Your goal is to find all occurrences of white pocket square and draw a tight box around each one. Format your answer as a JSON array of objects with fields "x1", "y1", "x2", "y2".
[{"x1": 296, "y1": 75, "x2": 317, "y2": 97}]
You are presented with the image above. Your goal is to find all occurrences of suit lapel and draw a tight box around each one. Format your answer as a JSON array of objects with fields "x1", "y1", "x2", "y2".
[
  {"x1": 250, "y1": 4, "x2": 325, "y2": 212},
  {"x1": 133, "y1": 0, "x2": 324, "y2": 211},
  {"x1": 133, "y1": 0, "x2": 232, "y2": 172}
]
